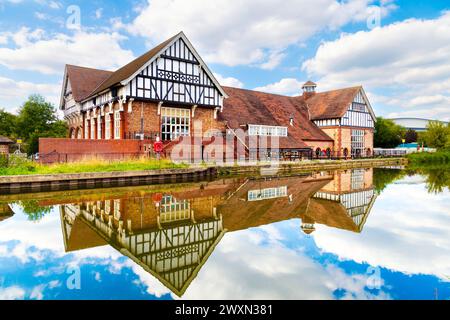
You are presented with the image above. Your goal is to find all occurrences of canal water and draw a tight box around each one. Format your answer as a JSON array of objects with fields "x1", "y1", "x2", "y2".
[{"x1": 0, "y1": 167, "x2": 449, "y2": 300}]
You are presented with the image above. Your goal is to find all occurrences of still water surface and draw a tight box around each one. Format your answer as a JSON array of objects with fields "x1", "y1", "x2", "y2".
[{"x1": 0, "y1": 167, "x2": 449, "y2": 300}]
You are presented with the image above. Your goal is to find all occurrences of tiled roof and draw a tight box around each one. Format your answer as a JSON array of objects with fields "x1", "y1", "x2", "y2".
[
  {"x1": 304, "y1": 86, "x2": 362, "y2": 120},
  {"x1": 220, "y1": 87, "x2": 333, "y2": 148},
  {"x1": 0, "y1": 136, "x2": 13, "y2": 144},
  {"x1": 65, "y1": 65, "x2": 113, "y2": 102},
  {"x1": 87, "y1": 34, "x2": 179, "y2": 98}
]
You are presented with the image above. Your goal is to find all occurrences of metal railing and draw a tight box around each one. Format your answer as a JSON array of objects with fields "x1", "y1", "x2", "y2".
[{"x1": 373, "y1": 149, "x2": 408, "y2": 157}]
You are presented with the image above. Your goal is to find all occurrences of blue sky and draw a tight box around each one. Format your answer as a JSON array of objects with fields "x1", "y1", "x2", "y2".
[{"x1": 0, "y1": 0, "x2": 449, "y2": 120}]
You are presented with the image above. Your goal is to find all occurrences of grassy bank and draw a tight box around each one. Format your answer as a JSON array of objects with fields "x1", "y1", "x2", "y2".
[
  {"x1": 0, "y1": 157, "x2": 188, "y2": 176},
  {"x1": 406, "y1": 151, "x2": 450, "y2": 165}
]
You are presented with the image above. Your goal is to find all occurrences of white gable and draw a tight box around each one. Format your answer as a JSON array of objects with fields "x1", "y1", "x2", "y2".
[
  {"x1": 122, "y1": 32, "x2": 227, "y2": 107},
  {"x1": 340, "y1": 88, "x2": 376, "y2": 128}
]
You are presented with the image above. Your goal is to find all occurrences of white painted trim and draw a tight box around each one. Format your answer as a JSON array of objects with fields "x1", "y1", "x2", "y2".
[
  {"x1": 59, "y1": 67, "x2": 69, "y2": 110},
  {"x1": 127, "y1": 98, "x2": 134, "y2": 113},
  {"x1": 120, "y1": 32, "x2": 229, "y2": 99},
  {"x1": 358, "y1": 87, "x2": 377, "y2": 123}
]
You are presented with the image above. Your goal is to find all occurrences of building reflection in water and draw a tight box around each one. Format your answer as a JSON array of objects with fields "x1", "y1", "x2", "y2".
[
  {"x1": 58, "y1": 168, "x2": 377, "y2": 297},
  {"x1": 0, "y1": 203, "x2": 14, "y2": 222}
]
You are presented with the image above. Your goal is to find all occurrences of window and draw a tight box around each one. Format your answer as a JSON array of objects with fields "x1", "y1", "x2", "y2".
[
  {"x1": 351, "y1": 102, "x2": 366, "y2": 112},
  {"x1": 248, "y1": 186, "x2": 288, "y2": 201},
  {"x1": 248, "y1": 125, "x2": 288, "y2": 137},
  {"x1": 114, "y1": 111, "x2": 121, "y2": 139},
  {"x1": 351, "y1": 169, "x2": 365, "y2": 190},
  {"x1": 105, "y1": 114, "x2": 111, "y2": 140},
  {"x1": 90, "y1": 118, "x2": 96, "y2": 140},
  {"x1": 161, "y1": 107, "x2": 190, "y2": 141},
  {"x1": 173, "y1": 83, "x2": 185, "y2": 101},
  {"x1": 97, "y1": 114, "x2": 102, "y2": 140},
  {"x1": 84, "y1": 118, "x2": 89, "y2": 139},
  {"x1": 104, "y1": 200, "x2": 111, "y2": 214},
  {"x1": 113, "y1": 199, "x2": 121, "y2": 220},
  {"x1": 159, "y1": 195, "x2": 190, "y2": 223},
  {"x1": 351, "y1": 130, "x2": 365, "y2": 157},
  {"x1": 351, "y1": 91, "x2": 367, "y2": 112}
]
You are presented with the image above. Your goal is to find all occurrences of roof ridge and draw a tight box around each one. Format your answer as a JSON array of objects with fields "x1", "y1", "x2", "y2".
[
  {"x1": 313, "y1": 85, "x2": 362, "y2": 95},
  {"x1": 66, "y1": 64, "x2": 113, "y2": 73},
  {"x1": 222, "y1": 86, "x2": 298, "y2": 99},
  {"x1": 84, "y1": 33, "x2": 181, "y2": 100}
]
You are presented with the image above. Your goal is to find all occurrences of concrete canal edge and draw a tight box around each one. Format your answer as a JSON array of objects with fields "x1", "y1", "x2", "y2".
[
  {"x1": 0, "y1": 157, "x2": 407, "y2": 195},
  {"x1": 0, "y1": 167, "x2": 218, "y2": 195},
  {"x1": 217, "y1": 157, "x2": 408, "y2": 176}
]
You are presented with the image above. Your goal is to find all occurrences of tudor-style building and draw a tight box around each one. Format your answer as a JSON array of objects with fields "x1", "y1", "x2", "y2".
[
  {"x1": 305, "y1": 82, "x2": 376, "y2": 157},
  {"x1": 61, "y1": 32, "x2": 227, "y2": 143},
  {"x1": 57, "y1": 31, "x2": 375, "y2": 161}
]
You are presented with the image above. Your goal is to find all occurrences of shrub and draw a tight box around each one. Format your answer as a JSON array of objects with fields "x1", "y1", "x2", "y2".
[
  {"x1": 0, "y1": 155, "x2": 8, "y2": 168},
  {"x1": 407, "y1": 151, "x2": 450, "y2": 165}
]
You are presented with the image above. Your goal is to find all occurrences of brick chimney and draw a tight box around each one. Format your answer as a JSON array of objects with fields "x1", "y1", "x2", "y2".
[{"x1": 302, "y1": 81, "x2": 317, "y2": 99}]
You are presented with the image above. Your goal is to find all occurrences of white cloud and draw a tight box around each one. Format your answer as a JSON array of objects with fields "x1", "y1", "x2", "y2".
[
  {"x1": 0, "y1": 206, "x2": 65, "y2": 254},
  {"x1": 47, "y1": 1, "x2": 61, "y2": 9},
  {"x1": 313, "y1": 180, "x2": 450, "y2": 281},
  {"x1": 0, "y1": 76, "x2": 60, "y2": 111},
  {"x1": 34, "y1": 12, "x2": 47, "y2": 20},
  {"x1": 259, "y1": 51, "x2": 287, "y2": 70},
  {"x1": 179, "y1": 228, "x2": 390, "y2": 299},
  {"x1": 95, "y1": 8, "x2": 103, "y2": 19},
  {"x1": 213, "y1": 73, "x2": 244, "y2": 88},
  {"x1": 0, "y1": 286, "x2": 26, "y2": 300},
  {"x1": 0, "y1": 34, "x2": 8, "y2": 45},
  {"x1": 0, "y1": 204, "x2": 392, "y2": 300},
  {"x1": 254, "y1": 78, "x2": 304, "y2": 96},
  {"x1": 128, "y1": 226, "x2": 390, "y2": 300},
  {"x1": 1, "y1": 0, "x2": 62, "y2": 8},
  {"x1": 30, "y1": 284, "x2": 46, "y2": 300},
  {"x1": 126, "y1": 0, "x2": 392, "y2": 68},
  {"x1": 0, "y1": 27, "x2": 135, "y2": 75},
  {"x1": 302, "y1": 11, "x2": 450, "y2": 120}
]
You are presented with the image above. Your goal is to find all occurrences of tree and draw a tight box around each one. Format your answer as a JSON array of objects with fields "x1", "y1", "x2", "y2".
[
  {"x1": 404, "y1": 129, "x2": 418, "y2": 143},
  {"x1": 374, "y1": 117, "x2": 405, "y2": 148},
  {"x1": 0, "y1": 109, "x2": 18, "y2": 138},
  {"x1": 16, "y1": 95, "x2": 68, "y2": 154},
  {"x1": 417, "y1": 131, "x2": 427, "y2": 147},
  {"x1": 422, "y1": 121, "x2": 449, "y2": 150},
  {"x1": 446, "y1": 123, "x2": 450, "y2": 150}
]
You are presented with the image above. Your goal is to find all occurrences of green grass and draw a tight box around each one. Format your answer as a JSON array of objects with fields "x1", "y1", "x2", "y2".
[
  {"x1": 0, "y1": 157, "x2": 188, "y2": 176},
  {"x1": 406, "y1": 151, "x2": 450, "y2": 165}
]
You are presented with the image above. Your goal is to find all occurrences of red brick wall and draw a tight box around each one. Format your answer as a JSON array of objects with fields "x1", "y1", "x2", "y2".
[
  {"x1": 194, "y1": 108, "x2": 226, "y2": 135},
  {"x1": 126, "y1": 101, "x2": 161, "y2": 136},
  {"x1": 0, "y1": 144, "x2": 9, "y2": 155},
  {"x1": 39, "y1": 138, "x2": 151, "y2": 163}
]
